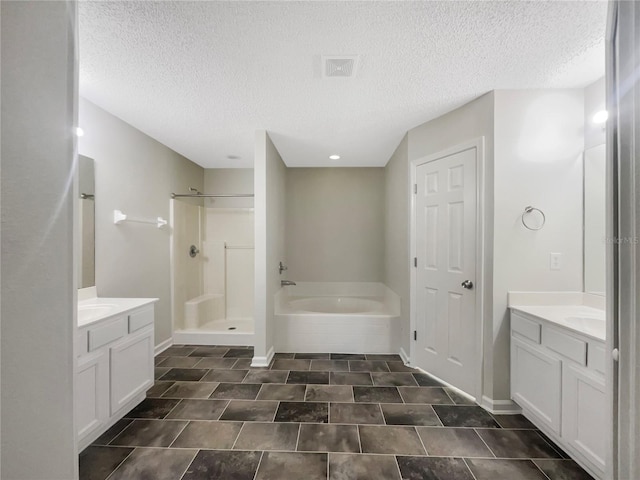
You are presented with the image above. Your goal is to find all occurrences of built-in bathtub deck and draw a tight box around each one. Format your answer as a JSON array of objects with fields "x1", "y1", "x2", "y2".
[{"x1": 275, "y1": 282, "x2": 401, "y2": 354}]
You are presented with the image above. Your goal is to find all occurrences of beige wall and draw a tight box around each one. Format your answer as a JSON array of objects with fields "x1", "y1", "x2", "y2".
[
  {"x1": 254, "y1": 131, "x2": 287, "y2": 360},
  {"x1": 1, "y1": 1, "x2": 78, "y2": 477},
  {"x1": 286, "y1": 168, "x2": 385, "y2": 282},
  {"x1": 384, "y1": 136, "x2": 410, "y2": 354},
  {"x1": 203, "y1": 168, "x2": 254, "y2": 209},
  {"x1": 79, "y1": 98, "x2": 204, "y2": 347}
]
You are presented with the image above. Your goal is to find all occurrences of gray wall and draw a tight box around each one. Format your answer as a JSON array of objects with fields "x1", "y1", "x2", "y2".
[
  {"x1": 286, "y1": 168, "x2": 385, "y2": 282},
  {"x1": 254, "y1": 131, "x2": 287, "y2": 359},
  {"x1": 1, "y1": 1, "x2": 78, "y2": 478},
  {"x1": 78, "y1": 98, "x2": 204, "y2": 346},
  {"x1": 384, "y1": 136, "x2": 410, "y2": 354},
  {"x1": 203, "y1": 168, "x2": 254, "y2": 209}
]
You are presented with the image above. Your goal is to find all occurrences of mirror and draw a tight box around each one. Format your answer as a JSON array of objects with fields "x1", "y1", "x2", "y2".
[
  {"x1": 78, "y1": 155, "x2": 95, "y2": 288},
  {"x1": 583, "y1": 144, "x2": 606, "y2": 296}
]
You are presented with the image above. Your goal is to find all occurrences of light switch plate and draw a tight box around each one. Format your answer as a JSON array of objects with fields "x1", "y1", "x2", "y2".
[{"x1": 550, "y1": 253, "x2": 562, "y2": 270}]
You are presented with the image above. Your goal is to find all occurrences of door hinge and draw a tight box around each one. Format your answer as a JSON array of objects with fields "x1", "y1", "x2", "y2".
[
  {"x1": 414, "y1": 257, "x2": 417, "y2": 268},
  {"x1": 413, "y1": 330, "x2": 417, "y2": 341},
  {"x1": 414, "y1": 184, "x2": 417, "y2": 194}
]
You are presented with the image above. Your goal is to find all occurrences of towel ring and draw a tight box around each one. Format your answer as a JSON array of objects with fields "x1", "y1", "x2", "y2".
[{"x1": 521, "y1": 206, "x2": 545, "y2": 231}]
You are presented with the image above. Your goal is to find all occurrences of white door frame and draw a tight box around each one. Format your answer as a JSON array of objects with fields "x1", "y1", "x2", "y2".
[{"x1": 409, "y1": 137, "x2": 486, "y2": 403}]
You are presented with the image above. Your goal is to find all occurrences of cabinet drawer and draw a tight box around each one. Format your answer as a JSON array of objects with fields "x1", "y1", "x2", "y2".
[
  {"x1": 544, "y1": 327, "x2": 587, "y2": 365},
  {"x1": 589, "y1": 342, "x2": 606, "y2": 375},
  {"x1": 129, "y1": 308, "x2": 154, "y2": 333},
  {"x1": 88, "y1": 317, "x2": 127, "y2": 351},
  {"x1": 512, "y1": 313, "x2": 541, "y2": 343}
]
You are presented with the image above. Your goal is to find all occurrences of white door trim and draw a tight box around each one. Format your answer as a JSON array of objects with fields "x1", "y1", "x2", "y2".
[{"x1": 409, "y1": 137, "x2": 486, "y2": 403}]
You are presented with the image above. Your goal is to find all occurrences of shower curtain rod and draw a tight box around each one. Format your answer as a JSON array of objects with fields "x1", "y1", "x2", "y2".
[{"x1": 171, "y1": 193, "x2": 254, "y2": 198}]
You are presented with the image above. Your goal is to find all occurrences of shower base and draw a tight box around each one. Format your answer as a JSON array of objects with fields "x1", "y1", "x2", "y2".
[{"x1": 173, "y1": 317, "x2": 254, "y2": 346}]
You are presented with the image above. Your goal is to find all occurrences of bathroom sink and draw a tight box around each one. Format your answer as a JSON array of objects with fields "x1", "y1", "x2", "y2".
[
  {"x1": 564, "y1": 316, "x2": 606, "y2": 336},
  {"x1": 78, "y1": 304, "x2": 118, "y2": 324}
]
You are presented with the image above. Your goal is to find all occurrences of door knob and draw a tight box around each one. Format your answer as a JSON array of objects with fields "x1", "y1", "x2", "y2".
[{"x1": 461, "y1": 280, "x2": 473, "y2": 290}]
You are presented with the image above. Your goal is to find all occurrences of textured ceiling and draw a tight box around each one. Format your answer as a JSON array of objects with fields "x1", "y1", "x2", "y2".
[{"x1": 79, "y1": 1, "x2": 607, "y2": 168}]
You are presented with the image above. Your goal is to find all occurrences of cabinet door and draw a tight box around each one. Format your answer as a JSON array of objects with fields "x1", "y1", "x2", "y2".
[
  {"x1": 77, "y1": 349, "x2": 109, "y2": 443},
  {"x1": 110, "y1": 326, "x2": 154, "y2": 415},
  {"x1": 511, "y1": 336, "x2": 562, "y2": 434},
  {"x1": 562, "y1": 363, "x2": 606, "y2": 474}
]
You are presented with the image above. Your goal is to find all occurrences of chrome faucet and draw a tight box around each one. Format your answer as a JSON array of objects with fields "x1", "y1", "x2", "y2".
[{"x1": 281, "y1": 280, "x2": 296, "y2": 286}]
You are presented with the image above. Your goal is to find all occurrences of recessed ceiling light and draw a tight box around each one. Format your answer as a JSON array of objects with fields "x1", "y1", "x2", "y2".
[
  {"x1": 329, "y1": 154, "x2": 340, "y2": 160},
  {"x1": 75, "y1": 127, "x2": 84, "y2": 137},
  {"x1": 226, "y1": 155, "x2": 240, "y2": 160},
  {"x1": 592, "y1": 110, "x2": 608, "y2": 124}
]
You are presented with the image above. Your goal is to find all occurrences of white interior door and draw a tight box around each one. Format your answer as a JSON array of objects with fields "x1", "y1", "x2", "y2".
[{"x1": 415, "y1": 147, "x2": 477, "y2": 395}]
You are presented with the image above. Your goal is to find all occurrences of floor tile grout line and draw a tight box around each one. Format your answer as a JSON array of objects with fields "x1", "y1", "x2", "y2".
[
  {"x1": 392, "y1": 454, "x2": 404, "y2": 479},
  {"x1": 167, "y1": 420, "x2": 192, "y2": 448},
  {"x1": 473, "y1": 428, "x2": 498, "y2": 458},
  {"x1": 442, "y1": 387, "x2": 457, "y2": 405},
  {"x1": 356, "y1": 424, "x2": 362, "y2": 454},
  {"x1": 326, "y1": 451, "x2": 330, "y2": 480},
  {"x1": 251, "y1": 451, "x2": 265, "y2": 480},
  {"x1": 102, "y1": 446, "x2": 137, "y2": 480},
  {"x1": 531, "y1": 458, "x2": 554, "y2": 480},
  {"x1": 162, "y1": 398, "x2": 187, "y2": 420},
  {"x1": 230, "y1": 422, "x2": 246, "y2": 450},
  {"x1": 533, "y1": 429, "x2": 570, "y2": 459},
  {"x1": 414, "y1": 424, "x2": 430, "y2": 456},
  {"x1": 177, "y1": 449, "x2": 200, "y2": 480},
  {"x1": 294, "y1": 420, "x2": 302, "y2": 452},
  {"x1": 462, "y1": 457, "x2": 480, "y2": 480}
]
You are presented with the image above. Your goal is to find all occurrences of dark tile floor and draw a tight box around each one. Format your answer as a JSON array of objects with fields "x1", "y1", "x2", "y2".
[{"x1": 80, "y1": 345, "x2": 594, "y2": 480}]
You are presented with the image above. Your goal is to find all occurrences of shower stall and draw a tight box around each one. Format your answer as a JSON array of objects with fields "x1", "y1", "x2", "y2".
[{"x1": 170, "y1": 191, "x2": 254, "y2": 345}]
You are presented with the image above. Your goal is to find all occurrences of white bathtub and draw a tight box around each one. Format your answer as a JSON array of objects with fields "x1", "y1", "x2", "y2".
[{"x1": 275, "y1": 282, "x2": 401, "y2": 354}]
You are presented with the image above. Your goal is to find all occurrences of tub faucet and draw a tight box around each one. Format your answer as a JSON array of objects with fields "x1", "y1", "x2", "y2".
[{"x1": 281, "y1": 280, "x2": 296, "y2": 286}]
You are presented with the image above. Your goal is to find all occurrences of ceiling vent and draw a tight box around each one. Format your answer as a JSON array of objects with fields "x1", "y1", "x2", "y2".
[{"x1": 322, "y1": 55, "x2": 359, "y2": 78}]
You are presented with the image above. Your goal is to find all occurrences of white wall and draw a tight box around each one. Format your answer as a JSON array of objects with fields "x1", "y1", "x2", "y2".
[
  {"x1": 286, "y1": 168, "x2": 385, "y2": 282},
  {"x1": 584, "y1": 77, "x2": 606, "y2": 150},
  {"x1": 78, "y1": 98, "x2": 204, "y2": 346},
  {"x1": 583, "y1": 77, "x2": 606, "y2": 295},
  {"x1": 203, "y1": 168, "x2": 254, "y2": 209},
  {"x1": 254, "y1": 131, "x2": 287, "y2": 362},
  {"x1": 1, "y1": 1, "x2": 78, "y2": 477},
  {"x1": 384, "y1": 136, "x2": 410, "y2": 354},
  {"x1": 492, "y1": 89, "x2": 584, "y2": 400}
]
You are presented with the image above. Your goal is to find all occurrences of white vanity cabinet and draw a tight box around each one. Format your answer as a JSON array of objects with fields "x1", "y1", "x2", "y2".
[
  {"x1": 511, "y1": 336, "x2": 562, "y2": 434},
  {"x1": 76, "y1": 301, "x2": 156, "y2": 450},
  {"x1": 510, "y1": 309, "x2": 606, "y2": 480}
]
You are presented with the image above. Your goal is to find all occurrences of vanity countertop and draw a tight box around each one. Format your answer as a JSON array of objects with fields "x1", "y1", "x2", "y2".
[
  {"x1": 510, "y1": 305, "x2": 605, "y2": 342},
  {"x1": 78, "y1": 296, "x2": 158, "y2": 328}
]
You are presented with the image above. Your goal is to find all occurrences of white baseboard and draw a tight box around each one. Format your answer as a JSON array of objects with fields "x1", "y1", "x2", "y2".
[
  {"x1": 154, "y1": 338, "x2": 173, "y2": 356},
  {"x1": 480, "y1": 395, "x2": 522, "y2": 414},
  {"x1": 399, "y1": 347, "x2": 410, "y2": 365},
  {"x1": 251, "y1": 345, "x2": 275, "y2": 367}
]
